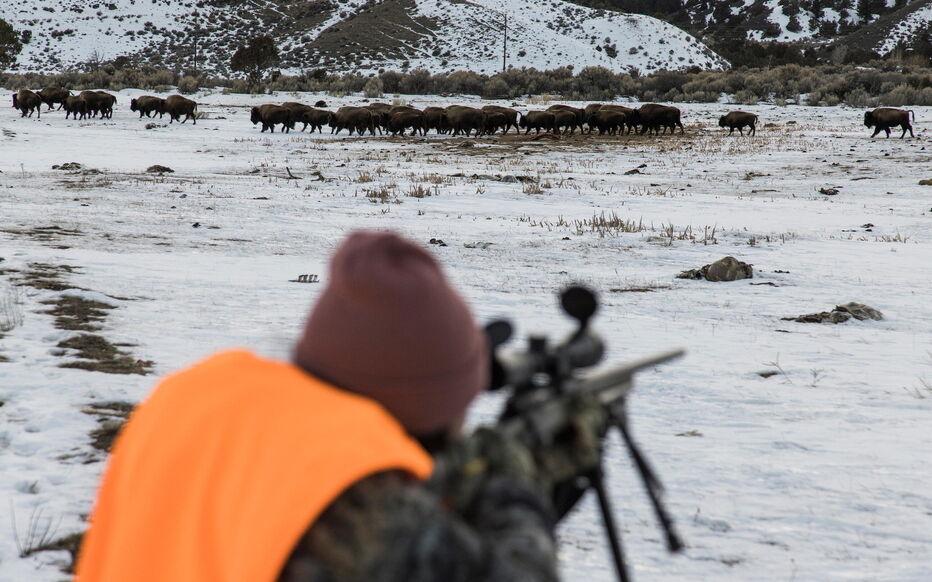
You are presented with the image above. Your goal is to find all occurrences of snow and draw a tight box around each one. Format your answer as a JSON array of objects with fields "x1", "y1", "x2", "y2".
[
  {"x1": 1, "y1": 89, "x2": 932, "y2": 581},
  {"x1": 1, "y1": 0, "x2": 727, "y2": 75},
  {"x1": 877, "y1": 3, "x2": 932, "y2": 56}
]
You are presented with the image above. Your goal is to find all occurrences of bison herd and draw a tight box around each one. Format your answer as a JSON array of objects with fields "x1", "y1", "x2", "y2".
[
  {"x1": 245, "y1": 101, "x2": 690, "y2": 137},
  {"x1": 8, "y1": 88, "x2": 919, "y2": 140},
  {"x1": 11, "y1": 87, "x2": 197, "y2": 124}
]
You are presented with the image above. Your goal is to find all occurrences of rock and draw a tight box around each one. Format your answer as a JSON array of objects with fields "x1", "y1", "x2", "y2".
[
  {"x1": 782, "y1": 302, "x2": 883, "y2": 324},
  {"x1": 144, "y1": 123, "x2": 159, "y2": 130},
  {"x1": 428, "y1": 238, "x2": 447, "y2": 247},
  {"x1": 192, "y1": 222, "x2": 201, "y2": 228},
  {"x1": 919, "y1": 179, "x2": 932, "y2": 186},
  {"x1": 52, "y1": 162, "x2": 82, "y2": 171},
  {"x1": 147, "y1": 165, "x2": 174, "y2": 174},
  {"x1": 677, "y1": 256, "x2": 753, "y2": 282},
  {"x1": 624, "y1": 168, "x2": 641, "y2": 175},
  {"x1": 819, "y1": 187, "x2": 840, "y2": 196}
]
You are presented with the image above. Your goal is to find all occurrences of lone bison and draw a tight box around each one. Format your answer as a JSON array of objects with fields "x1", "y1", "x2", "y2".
[
  {"x1": 12, "y1": 90, "x2": 42, "y2": 119},
  {"x1": 719, "y1": 111, "x2": 758, "y2": 136},
  {"x1": 863, "y1": 108, "x2": 915, "y2": 138}
]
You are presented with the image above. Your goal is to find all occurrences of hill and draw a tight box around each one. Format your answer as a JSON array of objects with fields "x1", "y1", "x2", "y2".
[{"x1": 0, "y1": 0, "x2": 727, "y2": 75}]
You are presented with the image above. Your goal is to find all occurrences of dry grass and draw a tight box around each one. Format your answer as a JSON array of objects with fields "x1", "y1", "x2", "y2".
[
  {"x1": 42, "y1": 295, "x2": 115, "y2": 332},
  {"x1": 406, "y1": 184, "x2": 438, "y2": 198},
  {"x1": 57, "y1": 334, "x2": 153, "y2": 375},
  {"x1": 574, "y1": 212, "x2": 645, "y2": 237}
]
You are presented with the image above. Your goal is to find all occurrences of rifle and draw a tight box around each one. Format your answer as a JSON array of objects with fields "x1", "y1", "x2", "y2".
[{"x1": 485, "y1": 285, "x2": 685, "y2": 581}]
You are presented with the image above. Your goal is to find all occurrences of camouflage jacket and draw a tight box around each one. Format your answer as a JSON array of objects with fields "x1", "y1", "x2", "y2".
[{"x1": 277, "y1": 470, "x2": 559, "y2": 582}]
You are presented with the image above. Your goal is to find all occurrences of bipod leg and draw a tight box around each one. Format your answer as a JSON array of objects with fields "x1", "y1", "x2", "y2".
[
  {"x1": 615, "y1": 418, "x2": 684, "y2": 553},
  {"x1": 591, "y1": 465, "x2": 631, "y2": 582}
]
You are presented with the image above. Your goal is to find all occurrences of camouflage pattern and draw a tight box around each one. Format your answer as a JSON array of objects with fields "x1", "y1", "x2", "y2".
[{"x1": 279, "y1": 395, "x2": 608, "y2": 581}]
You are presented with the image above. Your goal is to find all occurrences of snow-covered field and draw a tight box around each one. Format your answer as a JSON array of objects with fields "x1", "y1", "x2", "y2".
[{"x1": 1, "y1": 90, "x2": 931, "y2": 581}]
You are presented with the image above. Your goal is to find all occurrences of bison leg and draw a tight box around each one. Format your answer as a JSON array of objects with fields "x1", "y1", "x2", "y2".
[
  {"x1": 884, "y1": 127, "x2": 891, "y2": 138},
  {"x1": 738, "y1": 127, "x2": 744, "y2": 136},
  {"x1": 870, "y1": 126, "x2": 882, "y2": 138}
]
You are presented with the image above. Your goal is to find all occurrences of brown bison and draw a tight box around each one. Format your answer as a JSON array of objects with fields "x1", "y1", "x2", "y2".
[
  {"x1": 130, "y1": 96, "x2": 166, "y2": 118},
  {"x1": 163, "y1": 95, "x2": 198, "y2": 124},
  {"x1": 297, "y1": 108, "x2": 333, "y2": 133},
  {"x1": 63, "y1": 95, "x2": 88, "y2": 120},
  {"x1": 387, "y1": 110, "x2": 425, "y2": 136},
  {"x1": 251, "y1": 104, "x2": 296, "y2": 133},
  {"x1": 551, "y1": 109, "x2": 579, "y2": 135},
  {"x1": 590, "y1": 109, "x2": 626, "y2": 135},
  {"x1": 423, "y1": 106, "x2": 450, "y2": 134},
  {"x1": 481, "y1": 105, "x2": 520, "y2": 133},
  {"x1": 79, "y1": 91, "x2": 116, "y2": 119},
  {"x1": 719, "y1": 111, "x2": 758, "y2": 136},
  {"x1": 38, "y1": 87, "x2": 70, "y2": 110},
  {"x1": 864, "y1": 108, "x2": 915, "y2": 138},
  {"x1": 12, "y1": 90, "x2": 42, "y2": 119},
  {"x1": 548, "y1": 105, "x2": 585, "y2": 133},
  {"x1": 519, "y1": 110, "x2": 555, "y2": 134},
  {"x1": 445, "y1": 106, "x2": 486, "y2": 137},
  {"x1": 638, "y1": 103, "x2": 683, "y2": 135},
  {"x1": 331, "y1": 106, "x2": 376, "y2": 136},
  {"x1": 480, "y1": 111, "x2": 509, "y2": 136},
  {"x1": 584, "y1": 104, "x2": 639, "y2": 134}
]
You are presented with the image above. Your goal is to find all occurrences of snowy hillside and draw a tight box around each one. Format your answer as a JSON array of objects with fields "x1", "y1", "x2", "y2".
[
  {"x1": 572, "y1": 0, "x2": 931, "y2": 50},
  {"x1": 0, "y1": 0, "x2": 727, "y2": 75}
]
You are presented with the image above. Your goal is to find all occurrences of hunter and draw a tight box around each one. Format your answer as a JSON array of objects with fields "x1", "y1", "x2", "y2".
[{"x1": 76, "y1": 230, "x2": 604, "y2": 582}]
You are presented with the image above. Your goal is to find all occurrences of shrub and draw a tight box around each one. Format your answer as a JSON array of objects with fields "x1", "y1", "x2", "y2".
[
  {"x1": 177, "y1": 75, "x2": 199, "y2": 94},
  {"x1": 363, "y1": 76, "x2": 384, "y2": 98},
  {"x1": 482, "y1": 77, "x2": 509, "y2": 99}
]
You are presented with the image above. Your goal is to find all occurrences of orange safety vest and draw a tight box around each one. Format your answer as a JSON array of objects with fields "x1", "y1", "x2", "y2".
[{"x1": 75, "y1": 350, "x2": 434, "y2": 582}]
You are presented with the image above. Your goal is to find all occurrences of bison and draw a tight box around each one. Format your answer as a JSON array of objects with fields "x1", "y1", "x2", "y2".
[
  {"x1": 423, "y1": 106, "x2": 450, "y2": 134},
  {"x1": 387, "y1": 110, "x2": 425, "y2": 136},
  {"x1": 719, "y1": 111, "x2": 758, "y2": 136},
  {"x1": 590, "y1": 109, "x2": 626, "y2": 135},
  {"x1": 12, "y1": 90, "x2": 42, "y2": 119},
  {"x1": 548, "y1": 105, "x2": 585, "y2": 133},
  {"x1": 863, "y1": 108, "x2": 915, "y2": 138},
  {"x1": 638, "y1": 103, "x2": 683, "y2": 136},
  {"x1": 130, "y1": 96, "x2": 166, "y2": 118},
  {"x1": 445, "y1": 106, "x2": 486, "y2": 137},
  {"x1": 163, "y1": 95, "x2": 198, "y2": 124},
  {"x1": 330, "y1": 106, "x2": 376, "y2": 136},
  {"x1": 298, "y1": 108, "x2": 333, "y2": 133},
  {"x1": 38, "y1": 87, "x2": 70, "y2": 110},
  {"x1": 79, "y1": 91, "x2": 116, "y2": 119},
  {"x1": 480, "y1": 111, "x2": 509, "y2": 136},
  {"x1": 551, "y1": 109, "x2": 579, "y2": 135},
  {"x1": 519, "y1": 110, "x2": 555, "y2": 134},
  {"x1": 251, "y1": 104, "x2": 296, "y2": 133},
  {"x1": 481, "y1": 105, "x2": 520, "y2": 133},
  {"x1": 63, "y1": 95, "x2": 88, "y2": 120}
]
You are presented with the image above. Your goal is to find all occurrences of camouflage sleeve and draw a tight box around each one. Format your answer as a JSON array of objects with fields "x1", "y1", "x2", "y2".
[{"x1": 277, "y1": 471, "x2": 559, "y2": 582}]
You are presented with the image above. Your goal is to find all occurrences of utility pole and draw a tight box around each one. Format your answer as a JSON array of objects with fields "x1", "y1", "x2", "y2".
[{"x1": 502, "y1": 12, "x2": 507, "y2": 72}]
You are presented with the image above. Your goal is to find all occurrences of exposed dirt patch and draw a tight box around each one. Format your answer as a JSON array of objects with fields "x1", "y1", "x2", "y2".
[
  {"x1": 9, "y1": 263, "x2": 82, "y2": 292},
  {"x1": 57, "y1": 334, "x2": 153, "y2": 375},
  {"x1": 42, "y1": 296, "x2": 116, "y2": 332},
  {"x1": 83, "y1": 401, "x2": 134, "y2": 453},
  {"x1": 0, "y1": 225, "x2": 83, "y2": 245}
]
